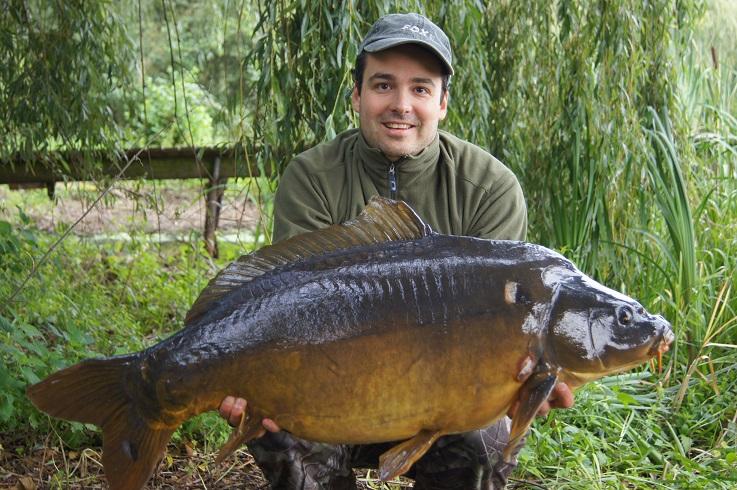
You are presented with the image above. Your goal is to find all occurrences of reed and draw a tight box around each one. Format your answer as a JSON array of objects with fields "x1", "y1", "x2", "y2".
[{"x1": 642, "y1": 107, "x2": 698, "y2": 312}]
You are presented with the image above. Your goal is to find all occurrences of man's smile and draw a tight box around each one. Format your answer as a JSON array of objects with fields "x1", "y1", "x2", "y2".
[
  {"x1": 383, "y1": 122, "x2": 414, "y2": 129},
  {"x1": 382, "y1": 121, "x2": 417, "y2": 135}
]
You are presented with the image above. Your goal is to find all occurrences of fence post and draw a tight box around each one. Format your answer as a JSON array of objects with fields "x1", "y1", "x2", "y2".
[{"x1": 204, "y1": 156, "x2": 227, "y2": 257}]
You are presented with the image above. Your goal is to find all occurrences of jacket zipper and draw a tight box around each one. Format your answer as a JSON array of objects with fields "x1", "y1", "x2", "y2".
[{"x1": 388, "y1": 164, "x2": 397, "y2": 200}]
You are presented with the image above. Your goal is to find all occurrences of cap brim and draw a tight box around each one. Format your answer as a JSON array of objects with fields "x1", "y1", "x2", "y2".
[{"x1": 363, "y1": 38, "x2": 454, "y2": 75}]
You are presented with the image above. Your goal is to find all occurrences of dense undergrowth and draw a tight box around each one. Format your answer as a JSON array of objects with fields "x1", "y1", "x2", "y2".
[{"x1": 0, "y1": 223, "x2": 250, "y2": 449}]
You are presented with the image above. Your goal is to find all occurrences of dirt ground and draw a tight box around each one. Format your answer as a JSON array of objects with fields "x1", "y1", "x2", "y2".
[
  {"x1": 1, "y1": 437, "x2": 268, "y2": 489},
  {"x1": 0, "y1": 434, "x2": 412, "y2": 489}
]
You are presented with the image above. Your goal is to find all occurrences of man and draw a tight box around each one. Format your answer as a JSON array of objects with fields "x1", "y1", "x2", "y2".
[{"x1": 219, "y1": 12, "x2": 574, "y2": 489}]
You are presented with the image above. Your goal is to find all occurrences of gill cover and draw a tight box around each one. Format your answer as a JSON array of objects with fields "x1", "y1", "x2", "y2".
[{"x1": 544, "y1": 267, "x2": 668, "y2": 374}]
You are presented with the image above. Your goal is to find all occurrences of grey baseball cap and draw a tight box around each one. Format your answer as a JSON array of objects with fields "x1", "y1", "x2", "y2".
[{"x1": 358, "y1": 13, "x2": 454, "y2": 75}]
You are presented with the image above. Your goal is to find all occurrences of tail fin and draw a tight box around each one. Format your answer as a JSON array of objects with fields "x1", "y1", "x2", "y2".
[{"x1": 27, "y1": 356, "x2": 176, "y2": 490}]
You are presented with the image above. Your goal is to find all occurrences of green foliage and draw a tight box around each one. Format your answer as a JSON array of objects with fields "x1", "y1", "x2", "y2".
[
  {"x1": 691, "y1": 0, "x2": 737, "y2": 71},
  {"x1": 523, "y1": 369, "x2": 737, "y2": 488},
  {"x1": 0, "y1": 0, "x2": 135, "y2": 159},
  {"x1": 0, "y1": 219, "x2": 220, "y2": 442},
  {"x1": 1, "y1": 0, "x2": 259, "y2": 162},
  {"x1": 2, "y1": 0, "x2": 737, "y2": 488},
  {"x1": 458, "y1": 1, "x2": 696, "y2": 274},
  {"x1": 128, "y1": 0, "x2": 258, "y2": 126},
  {"x1": 642, "y1": 108, "x2": 698, "y2": 311},
  {"x1": 241, "y1": 0, "x2": 369, "y2": 175},
  {"x1": 122, "y1": 75, "x2": 224, "y2": 148}
]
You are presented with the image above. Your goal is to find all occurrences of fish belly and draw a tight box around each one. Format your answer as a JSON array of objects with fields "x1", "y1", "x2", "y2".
[{"x1": 230, "y1": 316, "x2": 529, "y2": 444}]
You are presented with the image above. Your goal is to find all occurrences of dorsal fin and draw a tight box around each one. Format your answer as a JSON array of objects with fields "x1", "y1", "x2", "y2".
[{"x1": 184, "y1": 197, "x2": 432, "y2": 325}]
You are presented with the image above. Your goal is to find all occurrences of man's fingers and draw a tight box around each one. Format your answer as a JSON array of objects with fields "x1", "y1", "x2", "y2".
[
  {"x1": 549, "y1": 383, "x2": 575, "y2": 409},
  {"x1": 218, "y1": 397, "x2": 281, "y2": 435},
  {"x1": 262, "y1": 418, "x2": 281, "y2": 433},
  {"x1": 229, "y1": 398, "x2": 247, "y2": 427},
  {"x1": 219, "y1": 396, "x2": 235, "y2": 420},
  {"x1": 536, "y1": 401, "x2": 551, "y2": 417},
  {"x1": 219, "y1": 396, "x2": 248, "y2": 427},
  {"x1": 507, "y1": 382, "x2": 576, "y2": 419}
]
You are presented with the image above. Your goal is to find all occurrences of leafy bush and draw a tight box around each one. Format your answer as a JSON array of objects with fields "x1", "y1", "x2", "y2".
[{"x1": 0, "y1": 217, "x2": 238, "y2": 443}]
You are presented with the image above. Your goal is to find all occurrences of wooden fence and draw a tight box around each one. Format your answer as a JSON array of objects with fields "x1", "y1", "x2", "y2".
[{"x1": 1, "y1": 148, "x2": 268, "y2": 257}]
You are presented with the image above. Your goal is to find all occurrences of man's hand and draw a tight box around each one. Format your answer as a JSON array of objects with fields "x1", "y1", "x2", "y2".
[
  {"x1": 536, "y1": 382, "x2": 575, "y2": 416},
  {"x1": 507, "y1": 382, "x2": 575, "y2": 419},
  {"x1": 219, "y1": 396, "x2": 281, "y2": 433}
]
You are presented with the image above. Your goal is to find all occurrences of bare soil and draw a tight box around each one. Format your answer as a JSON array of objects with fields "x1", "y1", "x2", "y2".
[
  {"x1": 0, "y1": 434, "x2": 412, "y2": 489},
  {"x1": 1, "y1": 437, "x2": 269, "y2": 489}
]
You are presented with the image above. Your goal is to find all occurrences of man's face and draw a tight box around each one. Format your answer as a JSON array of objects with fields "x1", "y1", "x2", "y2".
[{"x1": 352, "y1": 45, "x2": 448, "y2": 161}]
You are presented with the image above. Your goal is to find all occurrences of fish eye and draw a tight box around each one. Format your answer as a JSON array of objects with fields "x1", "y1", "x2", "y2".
[{"x1": 617, "y1": 306, "x2": 634, "y2": 326}]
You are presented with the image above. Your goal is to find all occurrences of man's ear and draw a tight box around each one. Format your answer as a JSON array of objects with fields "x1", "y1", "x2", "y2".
[
  {"x1": 351, "y1": 83, "x2": 361, "y2": 112},
  {"x1": 439, "y1": 90, "x2": 449, "y2": 121}
]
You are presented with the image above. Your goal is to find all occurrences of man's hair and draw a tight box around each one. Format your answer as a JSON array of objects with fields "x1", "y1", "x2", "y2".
[{"x1": 352, "y1": 49, "x2": 451, "y2": 101}]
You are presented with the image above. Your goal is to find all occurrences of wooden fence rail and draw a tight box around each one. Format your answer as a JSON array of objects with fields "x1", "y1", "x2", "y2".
[{"x1": 1, "y1": 147, "x2": 269, "y2": 257}]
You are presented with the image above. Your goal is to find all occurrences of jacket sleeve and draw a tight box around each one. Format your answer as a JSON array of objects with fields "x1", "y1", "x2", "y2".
[
  {"x1": 468, "y1": 169, "x2": 528, "y2": 241},
  {"x1": 272, "y1": 158, "x2": 333, "y2": 243}
]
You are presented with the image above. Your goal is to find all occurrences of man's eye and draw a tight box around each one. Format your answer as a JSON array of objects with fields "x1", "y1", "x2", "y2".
[
  {"x1": 415, "y1": 87, "x2": 430, "y2": 95},
  {"x1": 376, "y1": 83, "x2": 390, "y2": 91}
]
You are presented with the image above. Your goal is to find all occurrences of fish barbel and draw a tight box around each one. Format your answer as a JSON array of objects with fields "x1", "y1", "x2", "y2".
[{"x1": 27, "y1": 197, "x2": 674, "y2": 490}]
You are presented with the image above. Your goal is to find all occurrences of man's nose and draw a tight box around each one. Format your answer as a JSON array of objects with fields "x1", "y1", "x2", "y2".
[{"x1": 390, "y1": 90, "x2": 412, "y2": 114}]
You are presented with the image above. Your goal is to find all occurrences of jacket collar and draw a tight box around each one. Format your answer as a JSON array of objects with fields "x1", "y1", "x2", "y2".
[{"x1": 355, "y1": 130, "x2": 441, "y2": 184}]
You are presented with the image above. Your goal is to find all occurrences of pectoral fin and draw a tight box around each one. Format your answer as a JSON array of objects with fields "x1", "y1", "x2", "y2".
[
  {"x1": 215, "y1": 409, "x2": 265, "y2": 464},
  {"x1": 504, "y1": 371, "x2": 558, "y2": 462},
  {"x1": 378, "y1": 429, "x2": 441, "y2": 481}
]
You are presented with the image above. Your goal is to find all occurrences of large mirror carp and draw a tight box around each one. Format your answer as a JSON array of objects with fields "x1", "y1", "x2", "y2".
[{"x1": 27, "y1": 197, "x2": 673, "y2": 490}]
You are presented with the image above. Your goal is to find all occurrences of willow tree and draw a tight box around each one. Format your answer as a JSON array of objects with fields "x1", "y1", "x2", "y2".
[{"x1": 0, "y1": 0, "x2": 134, "y2": 161}]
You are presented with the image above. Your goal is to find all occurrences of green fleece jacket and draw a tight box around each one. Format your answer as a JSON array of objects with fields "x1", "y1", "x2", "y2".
[{"x1": 272, "y1": 128, "x2": 527, "y2": 243}]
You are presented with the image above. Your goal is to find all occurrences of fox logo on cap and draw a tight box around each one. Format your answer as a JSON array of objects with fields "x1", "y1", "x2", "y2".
[{"x1": 401, "y1": 24, "x2": 430, "y2": 37}]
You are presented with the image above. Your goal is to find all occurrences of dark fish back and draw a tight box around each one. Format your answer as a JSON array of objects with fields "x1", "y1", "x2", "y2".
[{"x1": 167, "y1": 235, "x2": 560, "y2": 355}]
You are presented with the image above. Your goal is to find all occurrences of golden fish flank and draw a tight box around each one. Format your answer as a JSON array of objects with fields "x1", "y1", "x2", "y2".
[{"x1": 26, "y1": 196, "x2": 673, "y2": 490}]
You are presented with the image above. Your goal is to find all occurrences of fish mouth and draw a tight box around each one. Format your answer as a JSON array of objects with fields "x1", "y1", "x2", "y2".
[{"x1": 649, "y1": 327, "x2": 674, "y2": 355}]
